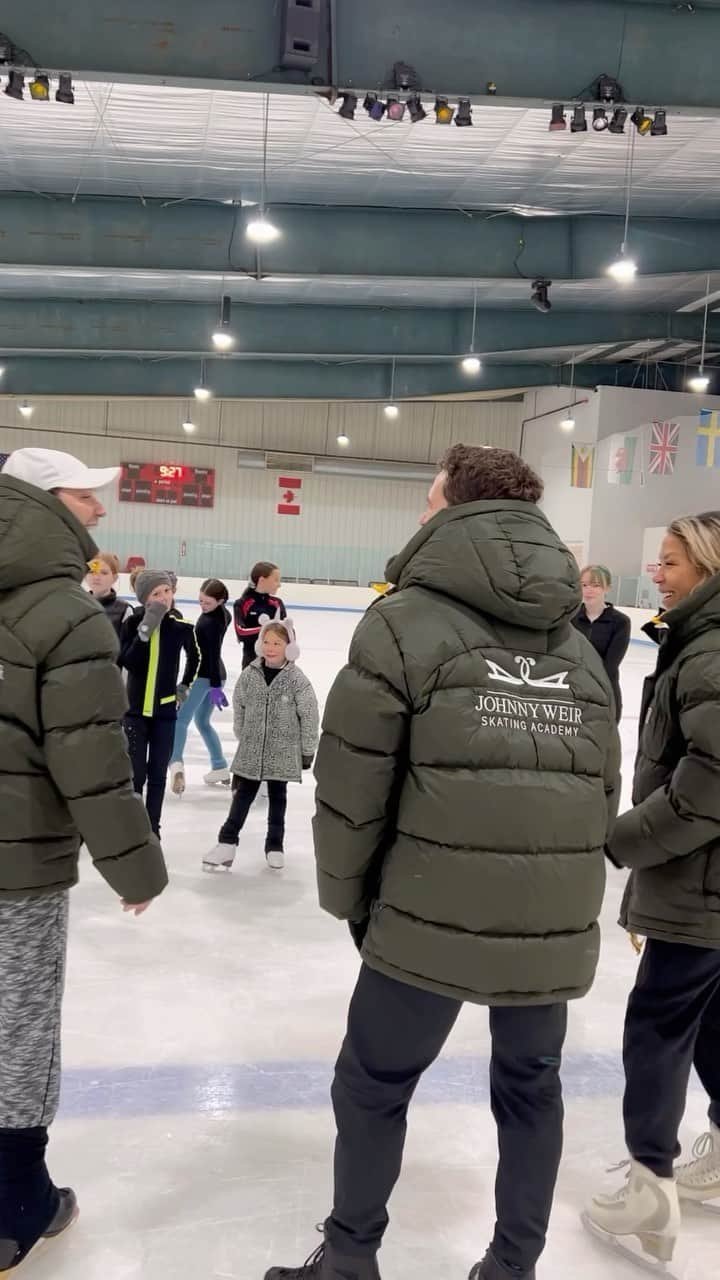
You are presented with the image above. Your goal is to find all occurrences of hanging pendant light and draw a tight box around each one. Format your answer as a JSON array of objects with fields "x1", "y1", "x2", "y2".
[
  {"x1": 384, "y1": 358, "x2": 400, "y2": 417},
  {"x1": 460, "y1": 286, "x2": 482, "y2": 375},
  {"x1": 688, "y1": 274, "x2": 712, "y2": 393},
  {"x1": 247, "y1": 94, "x2": 280, "y2": 244}
]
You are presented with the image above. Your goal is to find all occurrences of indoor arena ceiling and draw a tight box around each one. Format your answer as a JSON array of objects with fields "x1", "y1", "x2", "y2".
[{"x1": 2, "y1": 0, "x2": 720, "y2": 401}]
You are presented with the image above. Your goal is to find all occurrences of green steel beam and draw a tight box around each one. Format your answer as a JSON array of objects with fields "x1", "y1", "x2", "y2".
[
  {"x1": 0, "y1": 356, "x2": 686, "y2": 400},
  {"x1": 0, "y1": 195, "x2": 717, "y2": 281},
  {"x1": 2, "y1": 1, "x2": 720, "y2": 111},
  {"x1": 0, "y1": 300, "x2": 717, "y2": 357}
]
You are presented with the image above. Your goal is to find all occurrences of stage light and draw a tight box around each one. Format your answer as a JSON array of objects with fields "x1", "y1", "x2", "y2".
[
  {"x1": 631, "y1": 107, "x2": 652, "y2": 136},
  {"x1": 651, "y1": 109, "x2": 668, "y2": 137},
  {"x1": 29, "y1": 74, "x2": 50, "y2": 101},
  {"x1": 384, "y1": 403, "x2": 400, "y2": 419},
  {"x1": 406, "y1": 94, "x2": 427, "y2": 123},
  {"x1": 338, "y1": 93, "x2": 357, "y2": 120},
  {"x1": 386, "y1": 97, "x2": 406, "y2": 122},
  {"x1": 486, "y1": 81, "x2": 497, "y2": 95},
  {"x1": 607, "y1": 253, "x2": 638, "y2": 282},
  {"x1": 609, "y1": 108, "x2": 627, "y2": 135},
  {"x1": 688, "y1": 372, "x2": 710, "y2": 393},
  {"x1": 4, "y1": 72, "x2": 23, "y2": 100},
  {"x1": 461, "y1": 355, "x2": 482, "y2": 375},
  {"x1": 246, "y1": 214, "x2": 280, "y2": 244},
  {"x1": 393, "y1": 61, "x2": 419, "y2": 91},
  {"x1": 455, "y1": 99, "x2": 473, "y2": 127},
  {"x1": 364, "y1": 94, "x2": 386, "y2": 121},
  {"x1": 570, "y1": 105, "x2": 587, "y2": 133},
  {"x1": 18, "y1": 401, "x2": 34, "y2": 418},
  {"x1": 592, "y1": 107, "x2": 608, "y2": 132},
  {"x1": 597, "y1": 75, "x2": 623, "y2": 104},
  {"x1": 548, "y1": 104, "x2": 566, "y2": 132},
  {"x1": 211, "y1": 295, "x2": 234, "y2": 349},
  {"x1": 531, "y1": 279, "x2": 552, "y2": 313},
  {"x1": 434, "y1": 97, "x2": 454, "y2": 125},
  {"x1": 55, "y1": 74, "x2": 75, "y2": 105},
  {"x1": 336, "y1": 433, "x2": 350, "y2": 447}
]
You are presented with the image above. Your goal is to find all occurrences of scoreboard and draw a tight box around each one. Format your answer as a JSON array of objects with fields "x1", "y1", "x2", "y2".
[{"x1": 119, "y1": 462, "x2": 215, "y2": 508}]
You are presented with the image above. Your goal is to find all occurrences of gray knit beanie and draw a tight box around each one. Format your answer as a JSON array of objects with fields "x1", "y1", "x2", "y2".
[{"x1": 135, "y1": 569, "x2": 172, "y2": 605}]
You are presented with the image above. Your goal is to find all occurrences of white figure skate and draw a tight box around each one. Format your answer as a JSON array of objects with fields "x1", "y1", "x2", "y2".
[
  {"x1": 169, "y1": 762, "x2": 185, "y2": 796},
  {"x1": 202, "y1": 843, "x2": 236, "y2": 872},
  {"x1": 676, "y1": 1123, "x2": 720, "y2": 1215},
  {"x1": 203, "y1": 767, "x2": 231, "y2": 786},
  {"x1": 582, "y1": 1160, "x2": 681, "y2": 1276},
  {"x1": 265, "y1": 848, "x2": 285, "y2": 870}
]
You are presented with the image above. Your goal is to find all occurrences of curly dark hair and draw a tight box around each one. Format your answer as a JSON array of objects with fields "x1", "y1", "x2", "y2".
[{"x1": 439, "y1": 444, "x2": 543, "y2": 506}]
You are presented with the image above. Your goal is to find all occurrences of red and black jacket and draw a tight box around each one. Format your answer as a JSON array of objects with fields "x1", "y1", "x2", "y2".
[{"x1": 233, "y1": 586, "x2": 286, "y2": 668}]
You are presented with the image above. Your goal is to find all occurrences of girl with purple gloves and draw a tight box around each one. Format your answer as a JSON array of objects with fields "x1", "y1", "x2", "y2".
[{"x1": 169, "y1": 578, "x2": 232, "y2": 794}]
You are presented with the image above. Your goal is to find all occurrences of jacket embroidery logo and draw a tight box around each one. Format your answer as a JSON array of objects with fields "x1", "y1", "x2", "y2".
[{"x1": 486, "y1": 656, "x2": 570, "y2": 691}]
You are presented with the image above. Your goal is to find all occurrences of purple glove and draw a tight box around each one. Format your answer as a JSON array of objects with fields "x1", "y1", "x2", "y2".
[{"x1": 209, "y1": 687, "x2": 229, "y2": 711}]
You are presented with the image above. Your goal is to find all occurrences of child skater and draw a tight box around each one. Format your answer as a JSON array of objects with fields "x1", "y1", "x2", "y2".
[
  {"x1": 85, "y1": 551, "x2": 134, "y2": 639},
  {"x1": 233, "y1": 561, "x2": 286, "y2": 669},
  {"x1": 203, "y1": 616, "x2": 319, "y2": 872},
  {"x1": 119, "y1": 570, "x2": 199, "y2": 836}
]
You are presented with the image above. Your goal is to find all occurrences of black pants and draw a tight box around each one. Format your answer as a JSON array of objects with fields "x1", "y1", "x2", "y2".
[
  {"x1": 624, "y1": 938, "x2": 720, "y2": 1177},
  {"x1": 325, "y1": 964, "x2": 567, "y2": 1276},
  {"x1": 124, "y1": 715, "x2": 175, "y2": 837},
  {"x1": 0, "y1": 1126, "x2": 58, "y2": 1264},
  {"x1": 219, "y1": 776, "x2": 287, "y2": 851}
]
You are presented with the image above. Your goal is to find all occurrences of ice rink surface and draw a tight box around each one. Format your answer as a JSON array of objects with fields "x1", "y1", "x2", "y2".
[{"x1": 38, "y1": 607, "x2": 714, "y2": 1280}]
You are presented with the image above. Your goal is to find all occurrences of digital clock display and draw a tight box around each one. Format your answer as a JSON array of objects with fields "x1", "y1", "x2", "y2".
[{"x1": 119, "y1": 462, "x2": 215, "y2": 508}]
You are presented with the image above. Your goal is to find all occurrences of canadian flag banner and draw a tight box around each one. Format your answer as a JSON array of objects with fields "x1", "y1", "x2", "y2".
[{"x1": 277, "y1": 474, "x2": 302, "y2": 516}]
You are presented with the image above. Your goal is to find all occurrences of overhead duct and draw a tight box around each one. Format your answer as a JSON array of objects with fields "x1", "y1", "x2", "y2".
[{"x1": 313, "y1": 458, "x2": 435, "y2": 482}]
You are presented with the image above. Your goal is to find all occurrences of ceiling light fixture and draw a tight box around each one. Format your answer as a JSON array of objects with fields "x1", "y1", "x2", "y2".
[
  {"x1": 570, "y1": 105, "x2": 588, "y2": 133},
  {"x1": 592, "y1": 107, "x2": 609, "y2": 132},
  {"x1": 4, "y1": 71, "x2": 23, "y2": 100},
  {"x1": 338, "y1": 92, "x2": 357, "y2": 120},
  {"x1": 246, "y1": 93, "x2": 280, "y2": 245},
  {"x1": 549, "y1": 104, "x2": 566, "y2": 132},
  {"x1": 597, "y1": 74, "x2": 624, "y2": 104},
  {"x1": 608, "y1": 129, "x2": 639, "y2": 282},
  {"x1": 211, "y1": 294, "x2": 234, "y2": 350},
  {"x1": 407, "y1": 94, "x2": 427, "y2": 123},
  {"x1": 386, "y1": 97, "x2": 406, "y2": 122},
  {"x1": 55, "y1": 73, "x2": 75, "y2": 105},
  {"x1": 194, "y1": 358, "x2": 212, "y2": 400},
  {"x1": 631, "y1": 107, "x2": 653, "y2": 136},
  {"x1": 336, "y1": 432, "x2": 350, "y2": 447},
  {"x1": 434, "y1": 97, "x2": 454, "y2": 125},
  {"x1": 182, "y1": 418, "x2": 197, "y2": 434},
  {"x1": 651, "y1": 108, "x2": 668, "y2": 137},
  {"x1": 688, "y1": 273, "x2": 712, "y2": 393},
  {"x1": 609, "y1": 107, "x2": 628, "y2": 135},
  {"x1": 384, "y1": 358, "x2": 400, "y2": 418},
  {"x1": 461, "y1": 286, "x2": 482, "y2": 375},
  {"x1": 455, "y1": 98, "x2": 473, "y2": 127},
  {"x1": 18, "y1": 400, "x2": 34, "y2": 418},
  {"x1": 531, "y1": 278, "x2": 552, "y2": 313},
  {"x1": 29, "y1": 73, "x2": 50, "y2": 101}
]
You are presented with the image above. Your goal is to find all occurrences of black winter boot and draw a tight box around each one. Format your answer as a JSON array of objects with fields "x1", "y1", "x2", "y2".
[
  {"x1": 265, "y1": 1241, "x2": 381, "y2": 1280},
  {"x1": 469, "y1": 1249, "x2": 535, "y2": 1280}
]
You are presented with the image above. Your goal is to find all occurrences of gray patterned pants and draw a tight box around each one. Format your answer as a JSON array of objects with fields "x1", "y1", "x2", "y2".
[{"x1": 0, "y1": 893, "x2": 69, "y2": 1128}]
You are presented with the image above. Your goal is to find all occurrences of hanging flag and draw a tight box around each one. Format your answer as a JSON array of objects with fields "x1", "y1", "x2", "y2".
[
  {"x1": 696, "y1": 409, "x2": 720, "y2": 468},
  {"x1": 608, "y1": 434, "x2": 638, "y2": 485},
  {"x1": 277, "y1": 474, "x2": 302, "y2": 516},
  {"x1": 570, "y1": 444, "x2": 594, "y2": 489},
  {"x1": 649, "y1": 421, "x2": 679, "y2": 476}
]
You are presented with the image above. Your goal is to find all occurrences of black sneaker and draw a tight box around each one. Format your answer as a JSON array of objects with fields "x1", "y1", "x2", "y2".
[
  {"x1": 265, "y1": 1242, "x2": 381, "y2": 1280},
  {"x1": 469, "y1": 1250, "x2": 534, "y2": 1280},
  {"x1": 0, "y1": 1187, "x2": 78, "y2": 1271}
]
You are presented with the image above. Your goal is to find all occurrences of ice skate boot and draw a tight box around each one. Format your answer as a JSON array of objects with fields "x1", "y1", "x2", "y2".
[
  {"x1": 469, "y1": 1248, "x2": 534, "y2": 1279},
  {"x1": 203, "y1": 767, "x2": 231, "y2": 787},
  {"x1": 676, "y1": 1122, "x2": 720, "y2": 1214},
  {"x1": 265, "y1": 1240, "x2": 380, "y2": 1280},
  {"x1": 169, "y1": 762, "x2": 185, "y2": 796},
  {"x1": 265, "y1": 844, "x2": 285, "y2": 870},
  {"x1": 0, "y1": 1188, "x2": 78, "y2": 1275},
  {"x1": 202, "y1": 843, "x2": 236, "y2": 872},
  {"x1": 583, "y1": 1160, "x2": 681, "y2": 1275}
]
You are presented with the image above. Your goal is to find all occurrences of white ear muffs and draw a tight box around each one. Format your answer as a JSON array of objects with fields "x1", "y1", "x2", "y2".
[
  {"x1": 283, "y1": 615, "x2": 300, "y2": 660},
  {"x1": 255, "y1": 613, "x2": 272, "y2": 657}
]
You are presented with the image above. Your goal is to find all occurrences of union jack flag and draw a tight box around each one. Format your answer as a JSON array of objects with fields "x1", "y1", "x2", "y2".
[{"x1": 649, "y1": 421, "x2": 679, "y2": 476}]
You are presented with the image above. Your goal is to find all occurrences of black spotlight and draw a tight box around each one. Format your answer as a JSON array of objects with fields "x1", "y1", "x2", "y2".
[
  {"x1": 406, "y1": 93, "x2": 427, "y2": 123},
  {"x1": 548, "y1": 104, "x2": 566, "y2": 132},
  {"x1": 608, "y1": 107, "x2": 627, "y2": 135},
  {"x1": 455, "y1": 98, "x2": 473, "y2": 127},
  {"x1": 0, "y1": 34, "x2": 13, "y2": 63},
  {"x1": 4, "y1": 70, "x2": 23, "y2": 100},
  {"x1": 651, "y1": 109, "x2": 668, "y2": 136},
  {"x1": 531, "y1": 279, "x2": 552, "y2": 313},
  {"x1": 338, "y1": 92, "x2": 356, "y2": 119},
  {"x1": 597, "y1": 74, "x2": 623, "y2": 103},
  {"x1": 570, "y1": 105, "x2": 587, "y2": 133},
  {"x1": 393, "y1": 61, "x2": 420, "y2": 90},
  {"x1": 55, "y1": 73, "x2": 75, "y2": 105},
  {"x1": 631, "y1": 107, "x2": 653, "y2": 136},
  {"x1": 592, "y1": 107, "x2": 609, "y2": 132}
]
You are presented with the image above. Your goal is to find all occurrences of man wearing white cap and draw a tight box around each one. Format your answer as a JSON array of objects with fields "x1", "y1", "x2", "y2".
[{"x1": 0, "y1": 449, "x2": 168, "y2": 1272}]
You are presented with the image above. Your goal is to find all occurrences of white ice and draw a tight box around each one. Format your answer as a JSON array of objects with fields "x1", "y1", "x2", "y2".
[{"x1": 34, "y1": 611, "x2": 715, "y2": 1280}]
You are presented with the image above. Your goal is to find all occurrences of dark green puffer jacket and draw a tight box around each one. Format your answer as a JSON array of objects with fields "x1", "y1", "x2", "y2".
[
  {"x1": 612, "y1": 574, "x2": 720, "y2": 948},
  {"x1": 0, "y1": 475, "x2": 168, "y2": 902},
  {"x1": 313, "y1": 500, "x2": 621, "y2": 1006}
]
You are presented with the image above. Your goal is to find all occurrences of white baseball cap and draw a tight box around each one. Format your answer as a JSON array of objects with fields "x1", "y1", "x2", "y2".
[{"x1": 1, "y1": 448, "x2": 120, "y2": 492}]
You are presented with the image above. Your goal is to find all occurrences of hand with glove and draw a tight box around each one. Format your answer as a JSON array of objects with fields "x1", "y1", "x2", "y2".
[
  {"x1": 138, "y1": 600, "x2": 168, "y2": 641},
  {"x1": 302, "y1": 754, "x2": 314, "y2": 771},
  {"x1": 176, "y1": 684, "x2": 189, "y2": 707},
  {"x1": 209, "y1": 687, "x2": 229, "y2": 711}
]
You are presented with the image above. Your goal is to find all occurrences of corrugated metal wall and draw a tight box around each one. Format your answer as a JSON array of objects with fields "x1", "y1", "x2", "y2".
[{"x1": 0, "y1": 397, "x2": 520, "y2": 582}]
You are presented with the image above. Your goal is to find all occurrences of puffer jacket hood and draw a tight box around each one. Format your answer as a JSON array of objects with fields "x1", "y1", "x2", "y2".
[
  {"x1": 0, "y1": 474, "x2": 97, "y2": 591},
  {"x1": 386, "y1": 500, "x2": 582, "y2": 632}
]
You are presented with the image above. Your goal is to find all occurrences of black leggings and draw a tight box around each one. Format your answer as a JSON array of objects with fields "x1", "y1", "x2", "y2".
[
  {"x1": 124, "y1": 715, "x2": 175, "y2": 837},
  {"x1": 219, "y1": 776, "x2": 287, "y2": 851}
]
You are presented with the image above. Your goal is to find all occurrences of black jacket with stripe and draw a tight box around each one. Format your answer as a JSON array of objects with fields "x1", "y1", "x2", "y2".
[{"x1": 119, "y1": 609, "x2": 200, "y2": 719}]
